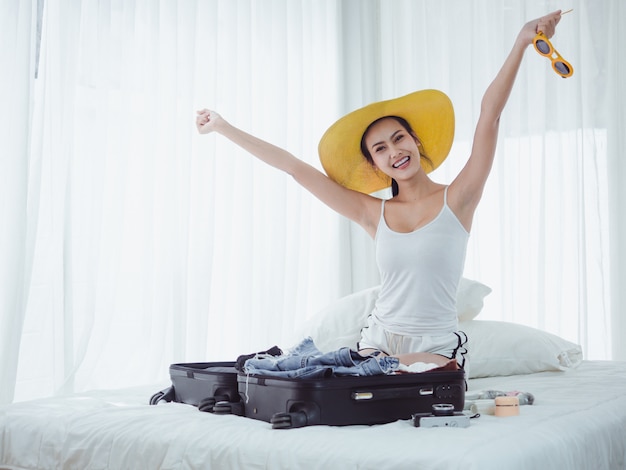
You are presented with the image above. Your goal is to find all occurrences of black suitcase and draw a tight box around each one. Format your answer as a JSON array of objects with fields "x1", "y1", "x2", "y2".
[
  {"x1": 149, "y1": 362, "x2": 242, "y2": 413},
  {"x1": 234, "y1": 368, "x2": 465, "y2": 429}
]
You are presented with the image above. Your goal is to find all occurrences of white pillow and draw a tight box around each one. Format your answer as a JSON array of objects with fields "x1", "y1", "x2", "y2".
[
  {"x1": 460, "y1": 320, "x2": 583, "y2": 378},
  {"x1": 456, "y1": 278, "x2": 492, "y2": 321},
  {"x1": 299, "y1": 277, "x2": 491, "y2": 353},
  {"x1": 297, "y1": 286, "x2": 378, "y2": 353}
]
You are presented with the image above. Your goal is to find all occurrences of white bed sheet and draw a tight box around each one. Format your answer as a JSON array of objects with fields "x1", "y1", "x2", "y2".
[{"x1": 1, "y1": 360, "x2": 625, "y2": 470}]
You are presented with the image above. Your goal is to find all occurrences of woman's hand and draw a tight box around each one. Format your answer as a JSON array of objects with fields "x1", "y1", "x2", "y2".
[
  {"x1": 196, "y1": 108, "x2": 224, "y2": 134},
  {"x1": 518, "y1": 10, "x2": 562, "y2": 45}
]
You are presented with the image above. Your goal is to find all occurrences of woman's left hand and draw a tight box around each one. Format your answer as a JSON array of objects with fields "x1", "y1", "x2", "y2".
[{"x1": 519, "y1": 10, "x2": 562, "y2": 45}]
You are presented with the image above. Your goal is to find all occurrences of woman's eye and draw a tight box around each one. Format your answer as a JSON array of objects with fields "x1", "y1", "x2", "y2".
[
  {"x1": 375, "y1": 146, "x2": 385, "y2": 153},
  {"x1": 395, "y1": 134, "x2": 404, "y2": 142}
]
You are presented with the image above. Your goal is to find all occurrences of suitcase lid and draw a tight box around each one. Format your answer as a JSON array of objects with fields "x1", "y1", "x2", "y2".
[{"x1": 170, "y1": 362, "x2": 237, "y2": 378}]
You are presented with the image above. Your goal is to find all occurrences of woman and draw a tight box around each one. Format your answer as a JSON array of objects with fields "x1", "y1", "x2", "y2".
[{"x1": 196, "y1": 11, "x2": 564, "y2": 372}]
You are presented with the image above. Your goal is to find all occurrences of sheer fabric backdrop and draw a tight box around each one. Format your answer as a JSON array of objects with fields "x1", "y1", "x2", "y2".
[
  {"x1": 1, "y1": 0, "x2": 624, "y2": 404},
  {"x1": 0, "y1": 0, "x2": 37, "y2": 405}
]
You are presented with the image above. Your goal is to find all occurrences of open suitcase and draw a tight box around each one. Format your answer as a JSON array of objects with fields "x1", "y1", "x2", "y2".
[
  {"x1": 228, "y1": 368, "x2": 466, "y2": 429},
  {"x1": 149, "y1": 362, "x2": 242, "y2": 414}
]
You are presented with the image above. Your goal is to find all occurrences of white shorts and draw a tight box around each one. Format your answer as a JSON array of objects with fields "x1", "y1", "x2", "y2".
[{"x1": 358, "y1": 315, "x2": 469, "y2": 371}]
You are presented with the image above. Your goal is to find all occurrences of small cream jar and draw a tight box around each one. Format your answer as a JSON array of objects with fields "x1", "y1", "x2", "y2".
[{"x1": 495, "y1": 396, "x2": 520, "y2": 417}]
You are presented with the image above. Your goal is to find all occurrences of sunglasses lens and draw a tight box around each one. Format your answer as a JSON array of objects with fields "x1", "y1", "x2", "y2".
[
  {"x1": 555, "y1": 61, "x2": 571, "y2": 76},
  {"x1": 535, "y1": 40, "x2": 551, "y2": 55}
]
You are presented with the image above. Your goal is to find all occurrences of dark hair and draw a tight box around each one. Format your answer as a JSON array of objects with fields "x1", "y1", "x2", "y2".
[{"x1": 360, "y1": 116, "x2": 433, "y2": 197}]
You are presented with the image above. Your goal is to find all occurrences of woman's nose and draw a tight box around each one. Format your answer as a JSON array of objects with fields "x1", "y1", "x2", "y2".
[{"x1": 388, "y1": 143, "x2": 400, "y2": 157}]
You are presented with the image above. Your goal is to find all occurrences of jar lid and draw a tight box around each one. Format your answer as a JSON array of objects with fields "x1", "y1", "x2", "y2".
[{"x1": 495, "y1": 396, "x2": 520, "y2": 406}]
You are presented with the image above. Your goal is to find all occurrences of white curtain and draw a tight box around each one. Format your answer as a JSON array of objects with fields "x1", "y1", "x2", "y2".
[
  {"x1": 0, "y1": 0, "x2": 37, "y2": 405},
  {"x1": 5, "y1": 0, "x2": 344, "y2": 403},
  {"x1": 1, "y1": 0, "x2": 624, "y2": 404}
]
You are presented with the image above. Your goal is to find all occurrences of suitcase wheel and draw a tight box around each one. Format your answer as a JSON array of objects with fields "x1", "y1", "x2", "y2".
[
  {"x1": 149, "y1": 391, "x2": 164, "y2": 406},
  {"x1": 271, "y1": 411, "x2": 308, "y2": 429},
  {"x1": 213, "y1": 401, "x2": 245, "y2": 416},
  {"x1": 198, "y1": 394, "x2": 236, "y2": 413},
  {"x1": 198, "y1": 397, "x2": 217, "y2": 412},
  {"x1": 149, "y1": 386, "x2": 174, "y2": 406}
]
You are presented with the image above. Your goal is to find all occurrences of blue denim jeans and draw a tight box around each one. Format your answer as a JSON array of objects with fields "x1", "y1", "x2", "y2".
[{"x1": 243, "y1": 337, "x2": 400, "y2": 378}]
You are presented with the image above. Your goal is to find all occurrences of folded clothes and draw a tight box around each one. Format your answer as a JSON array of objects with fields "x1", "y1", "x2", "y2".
[{"x1": 243, "y1": 337, "x2": 400, "y2": 379}]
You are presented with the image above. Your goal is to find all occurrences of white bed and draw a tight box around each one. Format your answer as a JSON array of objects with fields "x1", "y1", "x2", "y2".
[
  {"x1": 1, "y1": 361, "x2": 625, "y2": 469},
  {"x1": 2, "y1": 282, "x2": 625, "y2": 469}
]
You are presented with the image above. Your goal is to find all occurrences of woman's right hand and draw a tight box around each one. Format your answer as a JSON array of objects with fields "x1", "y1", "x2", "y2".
[
  {"x1": 517, "y1": 10, "x2": 562, "y2": 46},
  {"x1": 196, "y1": 108, "x2": 224, "y2": 134}
]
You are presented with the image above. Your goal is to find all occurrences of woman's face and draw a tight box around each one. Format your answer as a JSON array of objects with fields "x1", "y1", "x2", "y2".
[{"x1": 363, "y1": 118, "x2": 422, "y2": 180}]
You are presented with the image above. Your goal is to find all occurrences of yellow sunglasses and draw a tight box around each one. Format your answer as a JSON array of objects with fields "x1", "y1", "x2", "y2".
[
  {"x1": 532, "y1": 9, "x2": 574, "y2": 78},
  {"x1": 533, "y1": 32, "x2": 574, "y2": 78}
]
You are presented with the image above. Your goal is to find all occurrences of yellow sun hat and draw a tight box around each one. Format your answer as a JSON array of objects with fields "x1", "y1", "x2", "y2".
[{"x1": 318, "y1": 89, "x2": 455, "y2": 195}]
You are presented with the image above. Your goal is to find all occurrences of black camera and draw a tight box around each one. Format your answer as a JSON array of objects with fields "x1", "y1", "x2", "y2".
[{"x1": 412, "y1": 403, "x2": 470, "y2": 428}]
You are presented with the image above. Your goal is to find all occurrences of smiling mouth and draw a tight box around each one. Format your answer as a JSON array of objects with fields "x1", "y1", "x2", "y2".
[{"x1": 392, "y1": 156, "x2": 410, "y2": 168}]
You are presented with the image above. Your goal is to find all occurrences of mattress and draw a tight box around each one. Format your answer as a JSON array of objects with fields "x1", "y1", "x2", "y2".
[{"x1": 1, "y1": 360, "x2": 625, "y2": 470}]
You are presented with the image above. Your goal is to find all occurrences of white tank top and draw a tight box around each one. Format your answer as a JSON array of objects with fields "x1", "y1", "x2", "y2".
[{"x1": 373, "y1": 186, "x2": 469, "y2": 336}]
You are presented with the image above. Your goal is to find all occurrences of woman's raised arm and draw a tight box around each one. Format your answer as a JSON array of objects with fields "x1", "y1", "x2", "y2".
[
  {"x1": 449, "y1": 10, "x2": 563, "y2": 230},
  {"x1": 196, "y1": 109, "x2": 381, "y2": 237}
]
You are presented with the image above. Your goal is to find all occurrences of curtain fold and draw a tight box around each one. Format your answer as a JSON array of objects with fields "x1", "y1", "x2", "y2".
[
  {"x1": 606, "y1": 0, "x2": 626, "y2": 361},
  {"x1": 1, "y1": 0, "x2": 623, "y2": 404},
  {"x1": 0, "y1": 0, "x2": 36, "y2": 405}
]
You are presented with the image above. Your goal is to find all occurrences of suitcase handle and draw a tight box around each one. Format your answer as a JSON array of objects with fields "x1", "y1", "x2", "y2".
[{"x1": 351, "y1": 384, "x2": 462, "y2": 402}]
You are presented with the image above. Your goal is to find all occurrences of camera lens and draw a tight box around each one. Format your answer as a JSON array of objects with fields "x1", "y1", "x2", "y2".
[{"x1": 432, "y1": 403, "x2": 455, "y2": 416}]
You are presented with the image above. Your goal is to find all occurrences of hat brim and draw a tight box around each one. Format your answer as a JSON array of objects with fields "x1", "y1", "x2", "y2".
[{"x1": 318, "y1": 89, "x2": 455, "y2": 195}]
